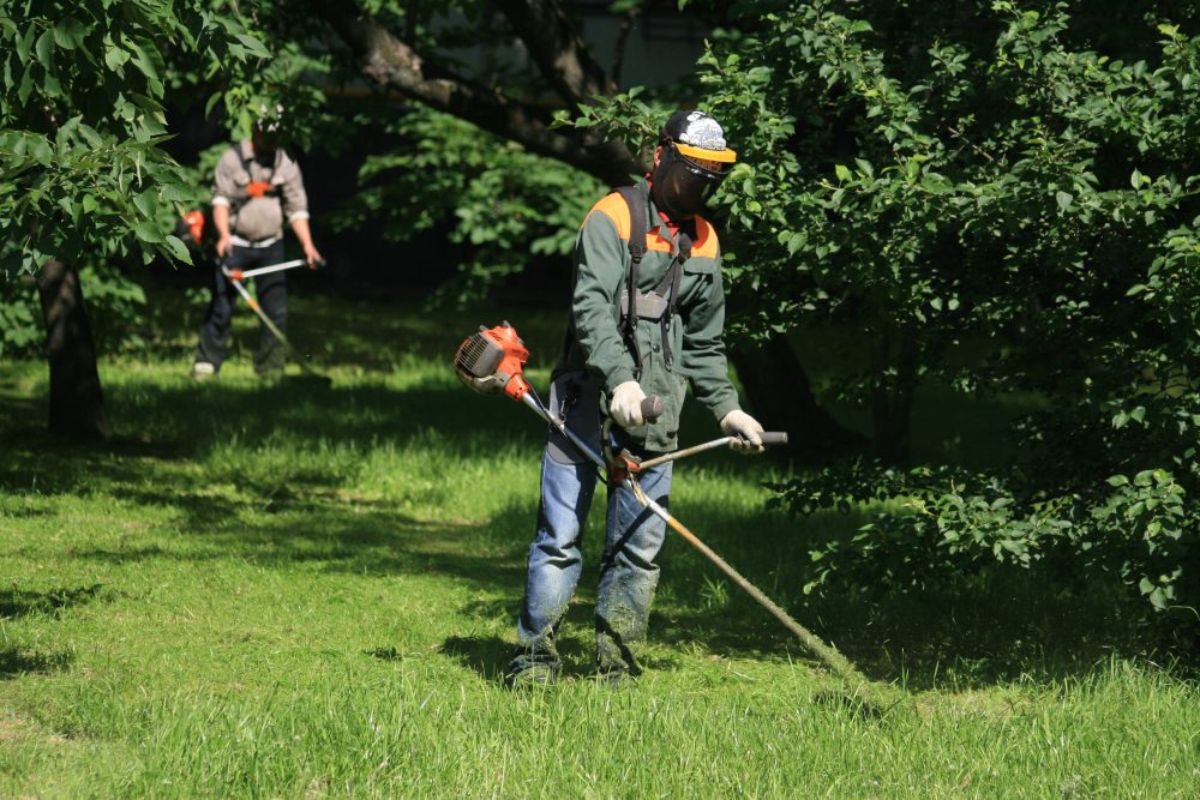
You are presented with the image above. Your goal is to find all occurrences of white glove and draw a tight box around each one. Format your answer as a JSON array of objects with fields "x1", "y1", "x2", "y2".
[
  {"x1": 609, "y1": 380, "x2": 647, "y2": 428},
  {"x1": 720, "y1": 409, "x2": 764, "y2": 454}
]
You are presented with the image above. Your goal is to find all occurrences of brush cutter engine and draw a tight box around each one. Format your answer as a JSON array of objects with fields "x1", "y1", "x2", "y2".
[{"x1": 454, "y1": 322, "x2": 532, "y2": 401}]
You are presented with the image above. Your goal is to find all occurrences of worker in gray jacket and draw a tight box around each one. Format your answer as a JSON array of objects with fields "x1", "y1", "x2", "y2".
[{"x1": 191, "y1": 107, "x2": 322, "y2": 379}]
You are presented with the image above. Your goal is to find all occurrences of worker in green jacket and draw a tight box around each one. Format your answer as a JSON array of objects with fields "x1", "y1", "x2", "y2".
[{"x1": 507, "y1": 110, "x2": 766, "y2": 687}]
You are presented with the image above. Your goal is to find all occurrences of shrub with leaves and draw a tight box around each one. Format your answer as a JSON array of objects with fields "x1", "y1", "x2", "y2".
[
  {"x1": 577, "y1": 1, "x2": 1200, "y2": 633},
  {"x1": 678, "y1": 0, "x2": 1200, "y2": 634}
]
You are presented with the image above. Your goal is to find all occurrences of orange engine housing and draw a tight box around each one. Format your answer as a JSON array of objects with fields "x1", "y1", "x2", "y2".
[
  {"x1": 183, "y1": 210, "x2": 205, "y2": 246},
  {"x1": 453, "y1": 322, "x2": 532, "y2": 401}
]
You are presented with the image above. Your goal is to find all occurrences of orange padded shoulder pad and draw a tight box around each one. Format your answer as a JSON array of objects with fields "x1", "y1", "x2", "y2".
[{"x1": 587, "y1": 193, "x2": 632, "y2": 241}]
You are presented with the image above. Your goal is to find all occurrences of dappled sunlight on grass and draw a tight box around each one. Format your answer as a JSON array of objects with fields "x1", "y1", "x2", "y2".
[{"x1": 1, "y1": 293, "x2": 1197, "y2": 796}]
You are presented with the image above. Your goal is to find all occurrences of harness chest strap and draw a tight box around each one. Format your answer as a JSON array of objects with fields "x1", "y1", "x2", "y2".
[{"x1": 614, "y1": 186, "x2": 690, "y2": 372}]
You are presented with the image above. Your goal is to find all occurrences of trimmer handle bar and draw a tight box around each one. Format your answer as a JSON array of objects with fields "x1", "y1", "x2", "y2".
[{"x1": 641, "y1": 396, "x2": 663, "y2": 423}]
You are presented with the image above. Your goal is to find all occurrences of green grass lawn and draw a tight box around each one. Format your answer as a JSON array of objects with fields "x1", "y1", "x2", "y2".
[{"x1": 1, "y1": 290, "x2": 1197, "y2": 797}]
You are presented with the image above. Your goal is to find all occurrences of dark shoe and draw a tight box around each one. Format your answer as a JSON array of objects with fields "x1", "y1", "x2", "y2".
[
  {"x1": 505, "y1": 645, "x2": 561, "y2": 688},
  {"x1": 506, "y1": 662, "x2": 559, "y2": 688}
]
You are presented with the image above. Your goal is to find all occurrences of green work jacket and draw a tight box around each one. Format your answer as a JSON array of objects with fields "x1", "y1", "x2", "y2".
[{"x1": 556, "y1": 178, "x2": 741, "y2": 452}]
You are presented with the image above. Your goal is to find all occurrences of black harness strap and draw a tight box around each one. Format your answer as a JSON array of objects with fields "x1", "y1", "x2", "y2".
[
  {"x1": 613, "y1": 186, "x2": 693, "y2": 372},
  {"x1": 615, "y1": 185, "x2": 647, "y2": 377},
  {"x1": 659, "y1": 231, "x2": 691, "y2": 366}
]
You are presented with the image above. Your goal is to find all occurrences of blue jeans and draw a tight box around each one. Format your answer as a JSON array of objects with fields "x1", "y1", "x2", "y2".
[{"x1": 515, "y1": 372, "x2": 674, "y2": 674}]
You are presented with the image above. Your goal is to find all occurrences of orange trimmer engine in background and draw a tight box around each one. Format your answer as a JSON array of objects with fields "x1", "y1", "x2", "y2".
[
  {"x1": 182, "y1": 210, "x2": 205, "y2": 247},
  {"x1": 454, "y1": 322, "x2": 532, "y2": 401}
]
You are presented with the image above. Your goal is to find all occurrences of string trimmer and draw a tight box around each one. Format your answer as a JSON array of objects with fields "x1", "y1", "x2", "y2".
[
  {"x1": 220, "y1": 259, "x2": 331, "y2": 387},
  {"x1": 453, "y1": 322, "x2": 884, "y2": 698}
]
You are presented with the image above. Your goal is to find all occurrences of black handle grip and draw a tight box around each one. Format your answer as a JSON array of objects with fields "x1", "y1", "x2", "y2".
[
  {"x1": 641, "y1": 395, "x2": 663, "y2": 423},
  {"x1": 759, "y1": 432, "x2": 789, "y2": 446}
]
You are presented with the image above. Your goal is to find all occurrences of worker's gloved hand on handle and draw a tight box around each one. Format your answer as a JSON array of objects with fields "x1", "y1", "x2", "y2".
[
  {"x1": 720, "y1": 409, "x2": 765, "y2": 454},
  {"x1": 609, "y1": 380, "x2": 648, "y2": 428}
]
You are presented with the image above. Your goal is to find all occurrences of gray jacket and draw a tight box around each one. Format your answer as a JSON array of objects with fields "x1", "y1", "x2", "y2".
[{"x1": 211, "y1": 141, "x2": 308, "y2": 242}]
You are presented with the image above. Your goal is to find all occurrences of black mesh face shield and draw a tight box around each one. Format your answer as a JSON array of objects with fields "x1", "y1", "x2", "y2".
[{"x1": 651, "y1": 142, "x2": 734, "y2": 218}]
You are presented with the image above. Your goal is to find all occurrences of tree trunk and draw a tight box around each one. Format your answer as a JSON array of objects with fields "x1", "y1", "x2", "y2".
[
  {"x1": 730, "y1": 334, "x2": 865, "y2": 462},
  {"x1": 36, "y1": 259, "x2": 111, "y2": 439}
]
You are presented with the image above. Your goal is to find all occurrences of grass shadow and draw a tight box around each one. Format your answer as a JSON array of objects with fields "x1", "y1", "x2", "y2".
[
  {"x1": 0, "y1": 647, "x2": 73, "y2": 679},
  {"x1": 0, "y1": 585, "x2": 104, "y2": 620},
  {"x1": 0, "y1": 294, "x2": 1168, "y2": 692},
  {"x1": 439, "y1": 636, "x2": 513, "y2": 681}
]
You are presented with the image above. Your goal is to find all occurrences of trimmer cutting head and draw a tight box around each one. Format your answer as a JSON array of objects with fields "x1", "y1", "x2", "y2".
[{"x1": 454, "y1": 322, "x2": 532, "y2": 400}]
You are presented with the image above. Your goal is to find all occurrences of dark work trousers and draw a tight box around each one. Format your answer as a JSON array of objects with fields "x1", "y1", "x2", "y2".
[{"x1": 194, "y1": 241, "x2": 288, "y2": 375}]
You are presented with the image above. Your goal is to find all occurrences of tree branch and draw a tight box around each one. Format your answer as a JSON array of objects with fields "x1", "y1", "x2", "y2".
[
  {"x1": 314, "y1": 3, "x2": 641, "y2": 185},
  {"x1": 491, "y1": 0, "x2": 614, "y2": 109}
]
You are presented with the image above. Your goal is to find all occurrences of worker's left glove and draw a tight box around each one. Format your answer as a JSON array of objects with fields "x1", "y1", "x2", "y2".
[{"x1": 720, "y1": 409, "x2": 765, "y2": 454}]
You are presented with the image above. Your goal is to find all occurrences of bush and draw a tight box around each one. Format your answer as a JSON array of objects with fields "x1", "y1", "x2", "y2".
[{"x1": 690, "y1": 1, "x2": 1200, "y2": 637}]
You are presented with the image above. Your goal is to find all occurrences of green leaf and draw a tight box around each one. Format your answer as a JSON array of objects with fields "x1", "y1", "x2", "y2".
[
  {"x1": 1055, "y1": 190, "x2": 1073, "y2": 211},
  {"x1": 233, "y1": 33, "x2": 270, "y2": 59},
  {"x1": 834, "y1": 164, "x2": 852, "y2": 182},
  {"x1": 921, "y1": 173, "x2": 953, "y2": 194},
  {"x1": 15, "y1": 26, "x2": 34, "y2": 64},
  {"x1": 132, "y1": 189, "x2": 157, "y2": 218},
  {"x1": 34, "y1": 29, "x2": 54, "y2": 67},
  {"x1": 132, "y1": 220, "x2": 164, "y2": 244},
  {"x1": 164, "y1": 235, "x2": 192, "y2": 265},
  {"x1": 52, "y1": 17, "x2": 85, "y2": 50},
  {"x1": 105, "y1": 44, "x2": 129, "y2": 73}
]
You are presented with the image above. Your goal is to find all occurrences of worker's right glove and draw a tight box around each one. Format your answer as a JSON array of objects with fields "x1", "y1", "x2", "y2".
[
  {"x1": 609, "y1": 380, "x2": 648, "y2": 428},
  {"x1": 720, "y1": 409, "x2": 765, "y2": 454}
]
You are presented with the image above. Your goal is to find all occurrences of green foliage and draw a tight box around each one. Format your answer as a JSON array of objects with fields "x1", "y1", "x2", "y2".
[
  {"x1": 772, "y1": 461, "x2": 1189, "y2": 614},
  {"x1": 0, "y1": 266, "x2": 147, "y2": 359},
  {"x1": 678, "y1": 1, "x2": 1200, "y2": 632},
  {"x1": 0, "y1": 276, "x2": 40, "y2": 357},
  {"x1": 333, "y1": 107, "x2": 603, "y2": 303},
  {"x1": 0, "y1": 0, "x2": 266, "y2": 277}
]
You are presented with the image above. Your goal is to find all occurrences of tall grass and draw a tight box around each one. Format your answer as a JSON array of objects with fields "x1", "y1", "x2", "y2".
[{"x1": 0, "y1": 292, "x2": 1196, "y2": 797}]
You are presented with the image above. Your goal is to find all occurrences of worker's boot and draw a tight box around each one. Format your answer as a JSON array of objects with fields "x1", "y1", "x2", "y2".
[{"x1": 505, "y1": 639, "x2": 561, "y2": 688}]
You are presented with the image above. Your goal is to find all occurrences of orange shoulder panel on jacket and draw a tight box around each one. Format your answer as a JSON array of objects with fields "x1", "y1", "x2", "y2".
[
  {"x1": 586, "y1": 193, "x2": 632, "y2": 241},
  {"x1": 692, "y1": 216, "x2": 720, "y2": 259}
]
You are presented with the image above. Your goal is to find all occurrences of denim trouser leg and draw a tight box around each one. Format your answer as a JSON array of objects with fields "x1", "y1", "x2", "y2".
[
  {"x1": 516, "y1": 447, "x2": 599, "y2": 655},
  {"x1": 595, "y1": 460, "x2": 673, "y2": 674}
]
